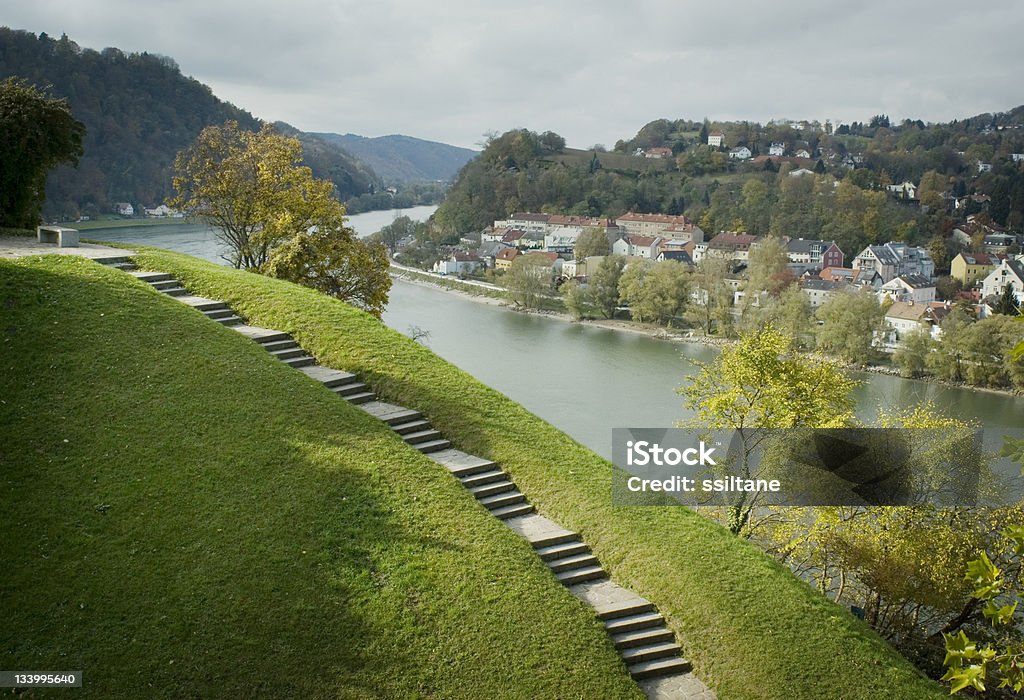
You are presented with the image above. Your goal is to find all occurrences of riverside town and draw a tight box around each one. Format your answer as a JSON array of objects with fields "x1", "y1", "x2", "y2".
[{"x1": 3, "y1": 8, "x2": 1024, "y2": 700}]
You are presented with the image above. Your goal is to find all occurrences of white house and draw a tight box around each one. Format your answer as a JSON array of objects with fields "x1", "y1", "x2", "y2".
[
  {"x1": 853, "y1": 243, "x2": 935, "y2": 283},
  {"x1": 980, "y1": 257, "x2": 1024, "y2": 304},
  {"x1": 434, "y1": 252, "x2": 483, "y2": 276},
  {"x1": 729, "y1": 146, "x2": 752, "y2": 160},
  {"x1": 768, "y1": 142, "x2": 785, "y2": 157},
  {"x1": 978, "y1": 162, "x2": 993, "y2": 173},
  {"x1": 114, "y1": 202, "x2": 134, "y2": 216},
  {"x1": 144, "y1": 204, "x2": 172, "y2": 217},
  {"x1": 884, "y1": 302, "x2": 931, "y2": 346},
  {"x1": 879, "y1": 275, "x2": 936, "y2": 305},
  {"x1": 800, "y1": 279, "x2": 843, "y2": 308},
  {"x1": 794, "y1": 149, "x2": 811, "y2": 159},
  {"x1": 789, "y1": 168, "x2": 815, "y2": 177},
  {"x1": 612, "y1": 235, "x2": 663, "y2": 259},
  {"x1": 885, "y1": 181, "x2": 918, "y2": 200},
  {"x1": 707, "y1": 131, "x2": 724, "y2": 147}
]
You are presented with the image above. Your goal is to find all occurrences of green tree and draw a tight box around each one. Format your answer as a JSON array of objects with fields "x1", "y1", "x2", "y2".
[
  {"x1": 618, "y1": 259, "x2": 689, "y2": 325},
  {"x1": 815, "y1": 288, "x2": 885, "y2": 363},
  {"x1": 376, "y1": 215, "x2": 418, "y2": 255},
  {"x1": 755, "y1": 285, "x2": 813, "y2": 348},
  {"x1": 995, "y1": 283, "x2": 1021, "y2": 316},
  {"x1": 893, "y1": 329, "x2": 936, "y2": 378},
  {"x1": 263, "y1": 227, "x2": 391, "y2": 318},
  {"x1": 0, "y1": 77, "x2": 85, "y2": 228},
  {"x1": 927, "y1": 303, "x2": 976, "y2": 382},
  {"x1": 561, "y1": 280, "x2": 592, "y2": 321},
  {"x1": 588, "y1": 255, "x2": 625, "y2": 319},
  {"x1": 574, "y1": 227, "x2": 610, "y2": 260},
  {"x1": 504, "y1": 253, "x2": 553, "y2": 310},
  {"x1": 686, "y1": 255, "x2": 734, "y2": 335},
  {"x1": 743, "y1": 236, "x2": 791, "y2": 301},
  {"x1": 171, "y1": 121, "x2": 348, "y2": 270}
]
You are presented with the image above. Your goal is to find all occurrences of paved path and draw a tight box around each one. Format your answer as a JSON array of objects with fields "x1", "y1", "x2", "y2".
[
  {"x1": 92, "y1": 253, "x2": 717, "y2": 700},
  {"x1": 0, "y1": 235, "x2": 133, "y2": 260}
]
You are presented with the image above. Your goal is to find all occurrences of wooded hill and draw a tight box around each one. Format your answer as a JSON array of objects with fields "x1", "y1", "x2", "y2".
[
  {"x1": 314, "y1": 132, "x2": 478, "y2": 184},
  {"x1": 0, "y1": 27, "x2": 379, "y2": 220}
]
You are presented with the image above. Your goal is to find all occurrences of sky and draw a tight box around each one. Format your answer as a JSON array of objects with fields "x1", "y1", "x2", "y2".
[{"x1": 5, "y1": 1, "x2": 1023, "y2": 150}]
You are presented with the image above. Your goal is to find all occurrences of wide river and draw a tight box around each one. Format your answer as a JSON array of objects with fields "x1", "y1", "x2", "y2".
[{"x1": 88, "y1": 208, "x2": 1024, "y2": 462}]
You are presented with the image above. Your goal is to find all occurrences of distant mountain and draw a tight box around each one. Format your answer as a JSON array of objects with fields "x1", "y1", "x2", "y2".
[
  {"x1": 313, "y1": 133, "x2": 478, "y2": 184},
  {"x1": 0, "y1": 27, "x2": 379, "y2": 220}
]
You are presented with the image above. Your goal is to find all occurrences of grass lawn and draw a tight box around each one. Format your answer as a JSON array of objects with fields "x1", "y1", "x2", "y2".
[
  {"x1": 0, "y1": 255, "x2": 641, "y2": 699},
  {"x1": 133, "y1": 248, "x2": 949, "y2": 699}
]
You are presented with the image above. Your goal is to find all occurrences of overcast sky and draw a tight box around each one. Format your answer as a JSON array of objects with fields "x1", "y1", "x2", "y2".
[{"x1": 6, "y1": 1, "x2": 1023, "y2": 150}]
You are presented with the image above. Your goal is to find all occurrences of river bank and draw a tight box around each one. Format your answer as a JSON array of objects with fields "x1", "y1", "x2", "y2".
[{"x1": 391, "y1": 267, "x2": 1024, "y2": 399}]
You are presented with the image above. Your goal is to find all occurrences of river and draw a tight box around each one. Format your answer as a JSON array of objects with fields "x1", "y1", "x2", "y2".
[{"x1": 86, "y1": 210, "x2": 1024, "y2": 462}]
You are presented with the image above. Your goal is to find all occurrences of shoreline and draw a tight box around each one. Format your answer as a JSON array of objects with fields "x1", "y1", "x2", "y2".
[{"x1": 390, "y1": 270, "x2": 1024, "y2": 399}]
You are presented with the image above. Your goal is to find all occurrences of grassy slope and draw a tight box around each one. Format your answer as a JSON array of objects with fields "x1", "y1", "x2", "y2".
[
  {"x1": 0, "y1": 256, "x2": 641, "y2": 699},
  {"x1": 134, "y1": 249, "x2": 948, "y2": 700}
]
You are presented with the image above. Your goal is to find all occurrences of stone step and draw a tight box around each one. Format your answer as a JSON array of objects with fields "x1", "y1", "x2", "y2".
[
  {"x1": 260, "y1": 339, "x2": 299, "y2": 353},
  {"x1": 234, "y1": 326, "x2": 291, "y2": 344},
  {"x1": 403, "y1": 429, "x2": 443, "y2": 445},
  {"x1": 555, "y1": 566, "x2": 607, "y2": 586},
  {"x1": 535, "y1": 540, "x2": 590, "y2": 562},
  {"x1": 597, "y1": 599, "x2": 656, "y2": 621},
  {"x1": 467, "y1": 480, "x2": 516, "y2": 499},
  {"x1": 177, "y1": 296, "x2": 225, "y2": 311},
  {"x1": 343, "y1": 391, "x2": 376, "y2": 405},
  {"x1": 282, "y1": 355, "x2": 316, "y2": 368},
  {"x1": 489, "y1": 503, "x2": 535, "y2": 520},
  {"x1": 296, "y1": 365, "x2": 357, "y2": 387},
  {"x1": 426, "y1": 450, "x2": 495, "y2": 477},
  {"x1": 215, "y1": 316, "x2": 243, "y2": 326},
  {"x1": 203, "y1": 308, "x2": 237, "y2": 320},
  {"x1": 459, "y1": 468, "x2": 508, "y2": 488},
  {"x1": 110, "y1": 262, "x2": 135, "y2": 270},
  {"x1": 414, "y1": 438, "x2": 453, "y2": 454},
  {"x1": 528, "y1": 530, "x2": 580, "y2": 549},
  {"x1": 379, "y1": 408, "x2": 422, "y2": 426},
  {"x1": 130, "y1": 271, "x2": 173, "y2": 282},
  {"x1": 162, "y1": 287, "x2": 189, "y2": 297},
  {"x1": 604, "y1": 611, "x2": 665, "y2": 635},
  {"x1": 269, "y1": 346, "x2": 307, "y2": 360},
  {"x1": 620, "y1": 641, "x2": 681, "y2": 666},
  {"x1": 627, "y1": 656, "x2": 692, "y2": 680},
  {"x1": 149, "y1": 279, "x2": 182, "y2": 290},
  {"x1": 611, "y1": 627, "x2": 676, "y2": 650},
  {"x1": 547, "y1": 553, "x2": 600, "y2": 573},
  {"x1": 332, "y1": 382, "x2": 370, "y2": 397},
  {"x1": 390, "y1": 419, "x2": 432, "y2": 436},
  {"x1": 94, "y1": 256, "x2": 133, "y2": 265},
  {"x1": 478, "y1": 491, "x2": 526, "y2": 510}
]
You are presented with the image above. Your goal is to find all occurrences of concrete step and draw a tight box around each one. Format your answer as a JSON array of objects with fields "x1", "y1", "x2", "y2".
[
  {"x1": 261, "y1": 339, "x2": 299, "y2": 353},
  {"x1": 555, "y1": 566, "x2": 606, "y2": 586},
  {"x1": 627, "y1": 656, "x2": 692, "y2": 680},
  {"x1": 162, "y1": 287, "x2": 189, "y2": 297},
  {"x1": 611, "y1": 627, "x2": 676, "y2": 650},
  {"x1": 235, "y1": 326, "x2": 291, "y2": 344},
  {"x1": 604, "y1": 611, "x2": 665, "y2": 635},
  {"x1": 459, "y1": 468, "x2": 507, "y2": 488},
  {"x1": 467, "y1": 480, "x2": 516, "y2": 499},
  {"x1": 178, "y1": 296, "x2": 225, "y2": 311},
  {"x1": 296, "y1": 365, "x2": 357, "y2": 387},
  {"x1": 130, "y1": 271, "x2": 172, "y2": 282},
  {"x1": 343, "y1": 392, "x2": 376, "y2": 405},
  {"x1": 380, "y1": 409, "x2": 422, "y2": 426},
  {"x1": 332, "y1": 383, "x2": 370, "y2": 397},
  {"x1": 215, "y1": 316, "x2": 243, "y2": 326},
  {"x1": 282, "y1": 355, "x2": 316, "y2": 368},
  {"x1": 149, "y1": 279, "x2": 182, "y2": 290},
  {"x1": 441, "y1": 457, "x2": 498, "y2": 478},
  {"x1": 390, "y1": 419, "x2": 432, "y2": 435},
  {"x1": 535, "y1": 540, "x2": 590, "y2": 562},
  {"x1": 478, "y1": 491, "x2": 526, "y2": 510},
  {"x1": 529, "y1": 530, "x2": 580, "y2": 549},
  {"x1": 269, "y1": 346, "x2": 307, "y2": 360},
  {"x1": 597, "y1": 599, "x2": 656, "y2": 621},
  {"x1": 414, "y1": 438, "x2": 452, "y2": 454},
  {"x1": 489, "y1": 503, "x2": 535, "y2": 520},
  {"x1": 110, "y1": 262, "x2": 135, "y2": 270},
  {"x1": 547, "y1": 553, "x2": 600, "y2": 573},
  {"x1": 403, "y1": 429, "x2": 443, "y2": 445},
  {"x1": 94, "y1": 256, "x2": 133, "y2": 265},
  {"x1": 620, "y1": 642, "x2": 681, "y2": 665}
]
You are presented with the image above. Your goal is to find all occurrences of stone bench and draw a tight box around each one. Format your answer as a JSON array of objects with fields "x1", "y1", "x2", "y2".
[{"x1": 37, "y1": 226, "x2": 80, "y2": 248}]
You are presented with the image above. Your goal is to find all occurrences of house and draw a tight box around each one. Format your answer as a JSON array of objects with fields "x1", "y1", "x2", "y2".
[
  {"x1": 980, "y1": 257, "x2": 1024, "y2": 305},
  {"x1": 495, "y1": 247, "x2": 520, "y2": 270},
  {"x1": 477, "y1": 241, "x2": 510, "y2": 268},
  {"x1": 501, "y1": 229, "x2": 526, "y2": 246},
  {"x1": 612, "y1": 235, "x2": 663, "y2": 259},
  {"x1": 544, "y1": 230, "x2": 581, "y2": 254},
  {"x1": 704, "y1": 232, "x2": 761, "y2": 263},
  {"x1": 520, "y1": 231, "x2": 545, "y2": 250},
  {"x1": 657, "y1": 250, "x2": 693, "y2": 264},
  {"x1": 645, "y1": 147, "x2": 673, "y2": 159},
  {"x1": 983, "y1": 233, "x2": 1018, "y2": 255},
  {"x1": 950, "y1": 252, "x2": 1001, "y2": 287},
  {"x1": 114, "y1": 202, "x2": 134, "y2": 216},
  {"x1": 144, "y1": 204, "x2": 172, "y2": 217},
  {"x1": 522, "y1": 251, "x2": 563, "y2": 275},
  {"x1": 794, "y1": 148, "x2": 811, "y2": 159},
  {"x1": 482, "y1": 227, "x2": 510, "y2": 243},
  {"x1": 434, "y1": 252, "x2": 483, "y2": 276},
  {"x1": 729, "y1": 146, "x2": 752, "y2": 160},
  {"x1": 615, "y1": 213, "x2": 692, "y2": 238},
  {"x1": 500, "y1": 212, "x2": 550, "y2": 234},
  {"x1": 885, "y1": 181, "x2": 918, "y2": 200},
  {"x1": 879, "y1": 274, "x2": 936, "y2": 305},
  {"x1": 884, "y1": 301, "x2": 931, "y2": 345},
  {"x1": 800, "y1": 279, "x2": 844, "y2": 308},
  {"x1": 785, "y1": 238, "x2": 844, "y2": 273},
  {"x1": 977, "y1": 162, "x2": 993, "y2": 173},
  {"x1": 768, "y1": 142, "x2": 785, "y2": 157},
  {"x1": 661, "y1": 222, "x2": 705, "y2": 244},
  {"x1": 853, "y1": 243, "x2": 934, "y2": 283},
  {"x1": 707, "y1": 131, "x2": 725, "y2": 147},
  {"x1": 1012, "y1": 154, "x2": 1024, "y2": 162},
  {"x1": 788, "y1": 168, "x2": 815, "y2": 177}
]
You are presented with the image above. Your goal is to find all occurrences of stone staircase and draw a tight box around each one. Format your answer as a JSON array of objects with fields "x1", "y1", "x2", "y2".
[{"x1": 96, "y1": 256, "x2": 715, "y2": 700}]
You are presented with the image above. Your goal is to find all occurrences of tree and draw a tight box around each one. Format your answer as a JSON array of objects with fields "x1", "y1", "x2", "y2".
[
  {"x1": 504, "y1": 253, "x2": 553, "y2": 310},
  {"x1": 995, "y1": 283, "x2": 1021, "y2": 316},
  {"x1": 743, "y1": 236, "x2": 791, "y2": 300},
  {"x1": 618, "y1": 259, "x2": 689, "y2": 326},
  {"x1": 0, "y1": 77, "x2": 85, "y2": 228},
  {"x1": 376, "y1": 215, "x2": 418, "y2": 255},
  {"x1": 171, "y1": 121, "x2": 347, "y2": 270},
  {"x1": 815, "y1": 289, "x2": 885, "y2": 364},
  {"x1": 574, "y1": 227, "x2": 610, "y2": 260},
  {"x1": 687, "y1": 256, "x2": 734, "y2": 335},
  {"x1": 893, "y1": 330, "x2": 936, "y2": 378},
  {"x1": 588, "y1": 255, "x2": 625, "y2": 319},
  {"x1": 561, "y1": 280, "x2": 592, "y2": 321}
]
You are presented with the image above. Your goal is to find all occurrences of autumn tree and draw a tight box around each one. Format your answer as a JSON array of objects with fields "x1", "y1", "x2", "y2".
[
  {"x1": 574, "y1": 227, "x2": 610, "y2": 260},
  {"x1": 618, "y1": 259, "x2": 689, "y2": 326},
  {"x1": 588, "y1": 255, "x2": 625, "y2": 318},
  {"x1": 815, "y1": 288, "x2": 885, "y2": 364},
  {"x1": 686, "y1": 255, "x2": 734, "y2": 335},
  {"x1": 0, "y1": 77, "x2": 85, "y2": 228},
  {"x1": 504, "y1": 253, "x2": 553, "y2": 310}
]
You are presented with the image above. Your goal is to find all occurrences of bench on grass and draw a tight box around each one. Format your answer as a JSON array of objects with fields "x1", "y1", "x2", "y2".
[{"x1": 37, "y1": 225, "x2": 80, "y2": 248}]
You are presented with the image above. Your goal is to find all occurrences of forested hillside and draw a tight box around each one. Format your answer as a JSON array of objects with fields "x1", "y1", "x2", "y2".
[
  {"x1": 315, "y1": 132, "x2": 477, "y2": 184},
  {"x1": 0, "y1": 28, "x2": 379, "y2": 220}
]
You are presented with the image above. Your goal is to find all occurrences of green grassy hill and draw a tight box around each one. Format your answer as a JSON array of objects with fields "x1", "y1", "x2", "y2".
[
  {"x1": 0, "y1": 255, "x2": 640, "y2": 698},
  {"x1": 124, "y1": 249, "x2": 946, "y2": 700}
]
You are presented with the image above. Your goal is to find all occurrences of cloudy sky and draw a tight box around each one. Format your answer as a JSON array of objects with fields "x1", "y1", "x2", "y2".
[{"x1": 6, "y1": 1, "x2": 1023, "y2": 149}]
